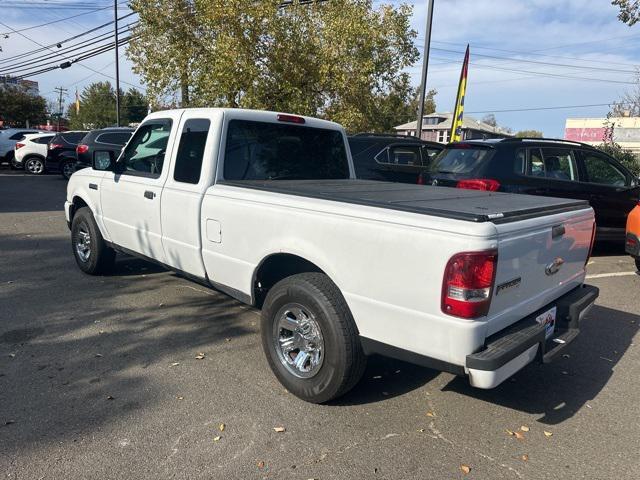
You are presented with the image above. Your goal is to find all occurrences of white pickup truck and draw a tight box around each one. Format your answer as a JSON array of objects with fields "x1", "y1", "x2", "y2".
[{"x1": 65, "y1": 108, "x2": 599, "y2": 403}]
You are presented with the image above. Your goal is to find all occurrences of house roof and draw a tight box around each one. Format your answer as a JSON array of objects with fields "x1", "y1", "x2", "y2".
[{"x1": 394, "y1": 112, "x2": 510, "y2": 135}]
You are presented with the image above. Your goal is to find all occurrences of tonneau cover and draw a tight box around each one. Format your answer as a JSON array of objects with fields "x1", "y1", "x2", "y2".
[{"x1": 219, "y1": 179, "x2": 590, "y2": 224}]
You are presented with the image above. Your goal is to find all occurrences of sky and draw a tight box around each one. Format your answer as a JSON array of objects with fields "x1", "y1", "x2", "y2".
[{"x1": 1, "y1": 0, "x2": 638, "y2": 136}]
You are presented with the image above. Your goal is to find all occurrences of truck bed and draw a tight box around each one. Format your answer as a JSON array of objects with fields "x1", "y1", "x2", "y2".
[{"x1": 219, "y1": 179, "x2": 590, "y2": 224}]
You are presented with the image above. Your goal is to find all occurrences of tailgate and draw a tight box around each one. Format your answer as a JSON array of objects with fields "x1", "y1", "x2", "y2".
[{"x1": 486, "y1": 207, "x2": 595, "y2": 336}]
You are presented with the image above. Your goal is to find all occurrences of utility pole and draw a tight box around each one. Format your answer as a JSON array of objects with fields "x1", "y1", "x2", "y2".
[
  {"x1": 114, "y1": 0, "x2": 121, "y2": 126},
  {"x1": 415, "y1": 0, "x2": 435, "y2": 140},
  {"x1": 54, "y1": 86, "x2": 67, "y2": 132}
]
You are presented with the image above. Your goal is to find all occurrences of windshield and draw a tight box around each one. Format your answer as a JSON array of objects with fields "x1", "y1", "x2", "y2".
[
  {"x1": 430, "y1": 147, "x2": 494, "y2": 174},
  {"x1": 224, "y1": 120, "x2": 349, "y2": 181}
]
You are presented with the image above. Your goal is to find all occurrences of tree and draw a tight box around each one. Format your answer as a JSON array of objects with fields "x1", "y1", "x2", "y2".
[
  {"x1": 67, "y1": 82, "x2": 147, "y2": 129},
  {"x1": 612, "y1": 0, "x2": 640, "y2": 25},
  {"x1": 597, "y1": 142, "x2": 640, "y2": 176},
  {"x1": 0, "y1": 87, "x2": 47, "y2": 127},
  {"x1": 611, "y1": 70, "x2": 640, "y2": 117},
  {"x1": 481, "y1": 114, "x2": 497, "y2": 127},
  {"x1": 128, "y1": 0, "x2": 419, "y2": 132},
  {"x1": 515, "y1": 130, "x2": 544, "y2": 138}
]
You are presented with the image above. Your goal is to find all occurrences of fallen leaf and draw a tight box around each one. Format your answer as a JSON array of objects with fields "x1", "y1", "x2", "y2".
[
  {"x1": 8, "y1": 353, "x2": 15, "y2": 358},
  {"x1": 219, "y1": 423, "x2": 225, "y2": 432},
  {"x1": 521, "y1": 454, "x2": 529, "y2": 462},
  {"x1": 372, "y1": 375, "x2": 382, "y2": 379},
  {"x1": 106, "y1": 395, "x2": 114, "y2": 400},
  {"x1": 170, "y1": 362, "x2": 180, "y2": 367},
  {"x1": 514, "y1": 431, "x2": 525, "y2": 440},
  {"x1": 505, "y1": 429, "x2": 515, "y2": 436},
  {"x1": 195, "y1": 353, "x2": 205, "y2": 360},
  {"x1": 460, "y1": 464, "x2": 471, "y2": 475},
  {"x1": 213, "y1": 436, "x2": 221, "y2": 442},
  {"x1": 417, "y1": 428, "x2": 425, "y2": 432},
  {"x1": 544, "y1": 431, "x2": 553, "y2": 437},
  {"x1": 176, "y1": 396, "x2": 184, "y2": 400},
  {"x1": 95, "y1": 354, "x2": 103, "y2": 358},
  {"x1": 273, "y1": 426, "x2": 286, "y2": 433},
  {"x1": 257, "y1": 460, "x2": 265, "y2": 469},
  {"x1": 426, "y1": 411, "x2": 436, "y2": 418},
  {"x1": 159, "y1": 303, "x2": 164, "y2": 307},
  {"x1": 99, "y1": 330, "x2": 105, "y2": 334},
  {"x1": 225, "y1": 338, "x2": 231, "y2": 342},
  {"x1": 520, "y1": 425, "x2": 530, "y2": 432}
]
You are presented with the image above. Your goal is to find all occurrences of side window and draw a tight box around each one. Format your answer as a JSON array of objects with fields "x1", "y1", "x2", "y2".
[
  {"x1": 9, "y1": 133, "x2": 24, "y2": 140},
  {"x1": 581, "y1": 151, "x2": 628, "y2": 186},
  {"x1": 97, "y1": 132, "x2": 132, "y2": 145},
  {"x1": 119, "y1": 119, "x2": 172, "y2": 178},
  {"x1": 62, "y1": 132, "x2": 86, "y2": 144},
  {"x1": 173, "y1": 118, "x2": 210, "y2": 184},
  {"x1": 36, "y1": 136, "x2": 54, "y2": 144},
  {"x1": 527, "y1": 148, "x2": 577, "y2": 181},
  {"x1": 375, "y1": 145, "x2": 423, "y2": 166}
]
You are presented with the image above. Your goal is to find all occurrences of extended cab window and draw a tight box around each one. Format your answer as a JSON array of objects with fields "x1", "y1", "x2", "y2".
[
  {"x1": 581, "y1": 151, "x2": 628, "y2": 186},
  {"x1": 119, "y1": 119, "x2": 172, "y2": 178},
  {"x1": 174, "y1": 119, "x2": 210, "y2": 184},
  {"x1": 224, "y1": 120, "x2": 349, "y2": 180}
]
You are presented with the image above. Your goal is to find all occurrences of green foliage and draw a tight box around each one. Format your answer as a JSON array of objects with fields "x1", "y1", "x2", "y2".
[
  {"x1": 128, "y1": 0, "x2": 420, "y2": 132},
  {"x1": 67, "y1": 82, "x2": 147, "y2": 129},
  {"x1": 597, "y1": 142, "x2": 640, "y2": 176},
  {"x1": 0, "y1": 87, "x2": 47, "y2": 127},
  {"x1": 515, "y1": 130, "x2": 544, "y2": 138},
  {"x1": 612, "y1": 0, "x2": 640, "y2": 25}
]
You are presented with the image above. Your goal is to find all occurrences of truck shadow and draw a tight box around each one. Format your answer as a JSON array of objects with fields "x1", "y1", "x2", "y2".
[{"x1": 440, "y1": 304, "x2": 638, "y2": 425}]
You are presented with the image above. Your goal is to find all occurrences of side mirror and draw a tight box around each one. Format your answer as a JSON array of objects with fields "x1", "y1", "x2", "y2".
[{"x1": 93, "y1": 150, "x2": 115, "y2": 171}]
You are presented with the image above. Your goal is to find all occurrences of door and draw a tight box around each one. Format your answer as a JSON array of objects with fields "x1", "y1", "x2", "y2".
[
  {"x1": 517, "y1": 147, "x2": 583, "y2": 200},
  {"x1": 576, "y1": 149, "x2": 639, "y2": 238},
  {"x1": 160, "y1": 111, "x2": 221, "y2": 278},
  {"x1": 99, "y1": 115, "x2": 179, "y2": 263}
]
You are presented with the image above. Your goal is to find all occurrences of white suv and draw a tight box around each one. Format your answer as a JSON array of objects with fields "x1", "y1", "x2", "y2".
[
  {"x1": 13, "y1": 133, "x2": 55, "y2": 172},
  {"x1": 0, "y1": 128, "x2": 44, "y2": 167}
]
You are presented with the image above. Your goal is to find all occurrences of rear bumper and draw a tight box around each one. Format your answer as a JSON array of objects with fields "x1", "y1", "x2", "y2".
[{"x1": 466, "y1": 284, "x2": 599, "y2": 388}]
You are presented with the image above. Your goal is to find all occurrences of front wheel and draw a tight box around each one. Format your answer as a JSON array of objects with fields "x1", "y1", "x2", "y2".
[
  {"x1": 24, "y1": 157, "x2": 45, "y2": 175},
  {"x1": 261, "y1": 272, "x2": 366, "y2": 403},
  {"x1": 71, "y1": 207, "x2": 115, "y2": 274},
  {"x1": 61, "y1": 160, "x2": 75, "y2": 180}
]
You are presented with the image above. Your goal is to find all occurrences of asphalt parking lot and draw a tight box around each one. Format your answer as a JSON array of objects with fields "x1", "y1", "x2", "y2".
[{"x1": 1, "y1": 170, "x2": 639, "y2": 480}]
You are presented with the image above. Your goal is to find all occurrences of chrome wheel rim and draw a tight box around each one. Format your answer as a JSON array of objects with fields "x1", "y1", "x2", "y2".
[
  {"x1": 27, "y1": 159, "x2": 43, "y2": 174},
  {"x1": 75, "y1": 225, "x2": 91, "y2": 262},
  {"x1": 63, "y1": 162, "x2": 75, "y2": 178},
  {"x1": 273, "y1": 304, "x2": 324, "y2": 379}
]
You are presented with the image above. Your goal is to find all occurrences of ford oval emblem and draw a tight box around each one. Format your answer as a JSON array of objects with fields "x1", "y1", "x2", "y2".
[{"x1": 545, "y1": 257, "x2": 565, "y2": 276}]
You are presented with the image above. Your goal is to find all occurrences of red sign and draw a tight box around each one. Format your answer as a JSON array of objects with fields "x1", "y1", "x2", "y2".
[{"x1": 564, "y1": 127, "x2": 607, "y2": 143}]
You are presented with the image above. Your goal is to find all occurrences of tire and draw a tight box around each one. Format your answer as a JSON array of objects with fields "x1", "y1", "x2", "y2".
[
  {"x1": 261, "y1": 272, "x2": 366, "y2": 403},
  {"x1": 24, "y1": 156, "x2": 45, "y2": 175},
  {"x1": 61, "y1": 160, "x2": 75, "y2": 180},
  {"x1": 71, "y1": 207, "x2": 116, "y2": 275}
]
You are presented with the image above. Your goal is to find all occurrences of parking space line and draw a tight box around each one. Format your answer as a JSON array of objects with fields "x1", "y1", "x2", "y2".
[{"x1": 586, "y1": 271, "x2": 638, "y2": 279}]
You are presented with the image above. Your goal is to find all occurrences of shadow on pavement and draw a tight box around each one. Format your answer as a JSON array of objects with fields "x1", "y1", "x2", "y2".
[{"x1": 441, "y1": 304, "x2": 638, "y2": 425}]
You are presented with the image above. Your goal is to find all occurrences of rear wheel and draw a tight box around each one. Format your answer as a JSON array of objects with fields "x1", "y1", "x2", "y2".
[
  {"x1": 61, "y1": 160, "x2": 75, "y2": 180},
  {"x1": 71, "y1": 207, "x2": 115, "y2": 274},
  {"x1": 24, "y1": 156, "x2": 45, "y2": 175},
  {"x1": 261, "y1": 272, "x2": 366, "y2": 403}
]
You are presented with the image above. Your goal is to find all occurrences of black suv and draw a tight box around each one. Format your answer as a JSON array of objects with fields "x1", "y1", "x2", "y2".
[
  {"x1": 44, "y1": 131, "x2": 87, "y2": 179},
  {"x1": 426, "y1": 138, "x2": 640, "y2": 242},
  {"x1": 75, "y1": 127, "x2": 134, "y2": 172},
  {"x1": 348, "y1": 133, "x2": 444, "y2": 184}
]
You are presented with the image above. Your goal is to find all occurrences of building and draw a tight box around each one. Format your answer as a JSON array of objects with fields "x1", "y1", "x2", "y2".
[
  {"x1": 394, "y1": 112, "x2": 511, "y2": 143},
  {"x1": 0, "y1": 75, "x2": 40, "y2": 96},
  {"x1": 565, "y1": 117, "x2": 640, "y2": 156}
]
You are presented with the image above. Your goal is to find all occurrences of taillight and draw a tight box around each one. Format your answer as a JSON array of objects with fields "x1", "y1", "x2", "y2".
[
  {"x1": 585, "y1": 222, "x2": 597, "y2": 267},
  {"x1": 442, "y1": 250, "x2": 498, "y2": 319},
  {"x1": 277, "y1": 113, "x2": 305, "y2": 124},
  {"x1": 49, "y1": 143, "x2": 63, "y2": 150},
  {"x1": 76, "y1": 144, "x2": 89, "y2": 154},
  {"x1": 15, "y1": 143, "x2": 25, "y2": 149},
  {"x1": 456, "y1": 178, "x2": 500, "y2": 191}
]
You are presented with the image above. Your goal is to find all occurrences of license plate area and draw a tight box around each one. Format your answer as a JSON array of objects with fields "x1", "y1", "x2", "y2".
[{"x1": 535, "y1": 306, "x2": 557, "y2": 340}]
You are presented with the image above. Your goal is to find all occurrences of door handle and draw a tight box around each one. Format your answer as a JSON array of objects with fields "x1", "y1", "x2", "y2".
[{"x1": 144, "y1": 190, "x2": 155, "y2": 199}]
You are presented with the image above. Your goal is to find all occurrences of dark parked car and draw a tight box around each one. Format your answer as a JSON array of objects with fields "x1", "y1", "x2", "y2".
[
  {"x1": 44, "y1": 131, "x2": 88, "y2": 179},
  {"x1": 75, "y1": 127, "x2": 134, "y2": 172},
  {"x1": 348, "y1": 133, "x2": 444, "y2": 184},
  {"x1": 425, "y1": 137, "x2": 640, "y2": 242}
]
